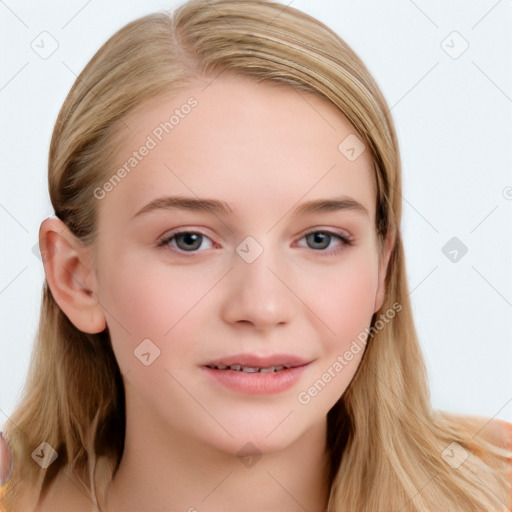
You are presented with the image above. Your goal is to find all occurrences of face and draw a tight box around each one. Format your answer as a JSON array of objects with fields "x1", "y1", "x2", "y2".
[{"x1": 90, "y1": 74, "x2": 388, "y2": 456}]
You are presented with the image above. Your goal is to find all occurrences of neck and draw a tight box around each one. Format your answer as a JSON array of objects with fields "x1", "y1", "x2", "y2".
[{"x1": 99, "y1": 390, "x2": 331, "y2": 511}]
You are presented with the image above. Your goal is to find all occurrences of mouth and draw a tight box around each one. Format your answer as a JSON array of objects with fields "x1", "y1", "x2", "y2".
[
  {"x1": 203, "y1": 353, "x2": 310, "y2": 372},
  {"x1": 201, "y1": 354, "x2": 313, "y2": 394},
  {"x1": 205, "y1": 363, "x2": 292, "y2": 373}
]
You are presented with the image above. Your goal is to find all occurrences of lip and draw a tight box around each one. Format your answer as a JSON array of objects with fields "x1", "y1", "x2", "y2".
[
  {"x1": 204, "y1": 353, "x2": 311, "y2": 369},
  {"x1": 201, "y1": 353, "x2": 313, "y2": 395}
]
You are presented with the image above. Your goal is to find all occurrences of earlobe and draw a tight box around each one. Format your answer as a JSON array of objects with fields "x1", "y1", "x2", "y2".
[
  {"x1": 38, "y1": 217, "x2": 106, "y2": 334},
  {"x1": 373, "y1": 228, "x2": 396, "y2": 313}
]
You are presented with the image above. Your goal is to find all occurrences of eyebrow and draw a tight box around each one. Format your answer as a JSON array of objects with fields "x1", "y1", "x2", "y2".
[{"x1": 132, "y1": 195, "x2": 369, "y2": 219}]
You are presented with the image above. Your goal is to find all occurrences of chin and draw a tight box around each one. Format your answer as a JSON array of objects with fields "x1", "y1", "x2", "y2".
[{"x1": 199, "y1": 414, "x2": 312, "y2": 458}]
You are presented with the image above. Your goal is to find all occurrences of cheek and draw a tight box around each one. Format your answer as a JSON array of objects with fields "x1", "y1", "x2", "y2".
[
  {"x1": 304, "y1": 251, "x2": 378, "y2": 349},
  {"x1": 294, "y1": 254, "x2": 378, "y2": 409},
  {"x1": 97, "y1": 253, "x2": 211, "y2": 371}
]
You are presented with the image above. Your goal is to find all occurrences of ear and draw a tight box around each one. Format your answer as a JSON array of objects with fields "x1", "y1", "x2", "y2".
[
  {"x1": 374, "y1": 227, "x2": 396, "y2": 313},
  {"x1": 38, "y1": 217, "x2": 106, "y2": 334}
]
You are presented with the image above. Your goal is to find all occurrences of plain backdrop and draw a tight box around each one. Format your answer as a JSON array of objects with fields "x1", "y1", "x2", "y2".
[{"x1": 1, "y1": 1, "x2": 511, "y2": 427}]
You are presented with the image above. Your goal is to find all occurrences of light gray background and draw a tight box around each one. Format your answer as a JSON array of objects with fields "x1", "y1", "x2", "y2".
[{"x1": 1, "y1": 1, "x2": 511, "y2": 426}]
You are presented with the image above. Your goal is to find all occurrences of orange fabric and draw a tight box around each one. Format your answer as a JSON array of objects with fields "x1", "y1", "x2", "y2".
[
  {"x1": 492, "y1": 419, "x2": 512, "y2": 511},
  {"x1": 503, "y1": 420, "x2": 512, "y2": 511},
  {"x1": 0, "y1": 486, "x2": 6, "y2": 512}
]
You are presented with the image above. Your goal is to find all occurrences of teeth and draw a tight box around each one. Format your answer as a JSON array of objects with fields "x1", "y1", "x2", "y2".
[
  {"x1": 241, "y1": 366, "x2": 259, "y2": 373},
  {"x1": 260, "y1": 365, "x2": 285, "y2": 372},
  {"x1": 207, "y1": 364, "x2": 289, "y2": 372}
]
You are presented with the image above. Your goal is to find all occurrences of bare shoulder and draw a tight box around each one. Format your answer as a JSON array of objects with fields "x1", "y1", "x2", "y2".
[
  {"x1": 490, "y1": 419, "x2": 512, "y2": 446},
  {"x1": 464, "y1": 416, "x2": 512, "y2": 504},
  {"x1": 475, "y1": 416, "x2": 512, "y2": 449}
]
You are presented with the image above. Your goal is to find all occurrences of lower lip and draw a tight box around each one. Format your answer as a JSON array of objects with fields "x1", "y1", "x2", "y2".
[{"x1": 201, "y1": 364, "x2": 310, "y2": 395}]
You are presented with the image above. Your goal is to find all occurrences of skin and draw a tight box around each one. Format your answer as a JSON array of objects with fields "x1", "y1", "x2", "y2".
[{"x1": 39, "y1": 74, "x2": 395, "y2": 511}]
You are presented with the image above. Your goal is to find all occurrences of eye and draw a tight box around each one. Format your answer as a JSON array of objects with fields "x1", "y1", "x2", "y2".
[
  {"x1": 297, "y1": 229, "x2": 352, "y2": 255},
  {"x1": 157, "y1": 228, "x2": 353, "y2": 256},
  {"x1": 157, "y1": 230, "x2": 214, "y2": 253}
]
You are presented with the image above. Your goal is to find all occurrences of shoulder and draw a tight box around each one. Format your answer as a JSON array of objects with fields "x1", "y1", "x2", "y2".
[
  {"x1": 443, "y1": 412, "x2": 512, "y2": 449},
  {"x1": 464, "y1": 417, "x2": 512, "y2": 505},
  {"x1": 476, "y1": 417, "x2": 512, "y2": 451}
]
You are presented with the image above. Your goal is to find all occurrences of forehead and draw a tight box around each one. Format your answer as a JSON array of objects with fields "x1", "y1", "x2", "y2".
[{"x1": 100, "y1": 74, "x2": 376, "y2": 223}]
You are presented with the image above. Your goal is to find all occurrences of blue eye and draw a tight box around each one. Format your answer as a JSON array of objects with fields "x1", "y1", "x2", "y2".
[
  {"x1": 157, "y1": 231, "x2": 214, "y2": 252},
  {"x1": 157, "y1": 229, "x2": 352, "y2": 255},
  {"x1": 299, "y1": 230, "x2": 352, "y2": 255}
]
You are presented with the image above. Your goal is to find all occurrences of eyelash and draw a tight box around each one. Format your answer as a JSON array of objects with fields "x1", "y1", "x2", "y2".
[{"x1": 157, "y1": 228, "x2": 353, "y2": 257}]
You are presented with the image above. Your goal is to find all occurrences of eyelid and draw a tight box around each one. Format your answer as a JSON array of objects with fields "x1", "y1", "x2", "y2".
[
  {"x1": 294, "y1": 228, "x2": 353, "y2": 257},
  {"x1": 156, "y1": 228, "x2": 216, "y2": 250},
  {"x1": 299, "y1": 226, "x2": 353, "y2": 243},
  {"x1": 157, "y1": 226, "x2": 354, "y2": 254}
]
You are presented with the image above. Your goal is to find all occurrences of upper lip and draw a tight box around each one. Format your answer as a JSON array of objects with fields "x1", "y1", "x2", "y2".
[{"x1": 204, "y1": 353, "x2": 312, "y2": 368}]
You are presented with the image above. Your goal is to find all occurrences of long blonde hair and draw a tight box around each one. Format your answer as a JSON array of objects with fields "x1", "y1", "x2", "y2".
[{"x1": 2, "y1": 1, "x2": 510, "y2": 510}]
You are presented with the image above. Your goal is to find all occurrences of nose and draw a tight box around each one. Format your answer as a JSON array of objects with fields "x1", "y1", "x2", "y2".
[{"x1": 219, "y1": 242, "x2": 297, "y2": 332}]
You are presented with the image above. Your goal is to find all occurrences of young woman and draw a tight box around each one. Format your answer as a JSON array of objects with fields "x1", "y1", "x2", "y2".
[{"x1": 1, "y1": 0, "x2": 510, "y2": 510}]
